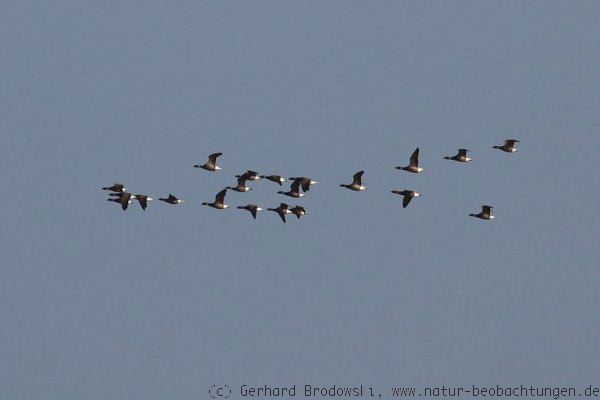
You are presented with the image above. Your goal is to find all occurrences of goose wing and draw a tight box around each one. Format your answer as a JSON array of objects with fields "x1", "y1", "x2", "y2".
[
  {"x1": 215, "y1": 189, "x2": 227, "y2": 204},
  {"x1": 352, "y1": 171, "x2": 364, "y2": 186},
  {"x1": 409, "y1": 148, "x2": 420, "y2": 167},
  {"x1": 402, "y1": 193, "x2": 413, "y2": 208}
]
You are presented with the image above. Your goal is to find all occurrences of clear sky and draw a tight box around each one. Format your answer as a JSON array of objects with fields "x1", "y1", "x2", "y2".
[{"x1": 1, "y1": 1, "x2": 599, "y2": 399}]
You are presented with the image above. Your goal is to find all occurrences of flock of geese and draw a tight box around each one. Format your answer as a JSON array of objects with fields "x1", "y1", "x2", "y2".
[{"x1": 103, "y1": 139, "x2": 520, "y2": 222}]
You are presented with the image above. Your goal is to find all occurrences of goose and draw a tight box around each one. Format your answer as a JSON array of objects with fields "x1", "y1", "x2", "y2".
[
  {"x1": 444, "y1": 148, "x2": 472, "y2": 162},
  {"x1": 202, "y1": 189, "x2": 229, "y2": 209},
  {"x1": 391, "y1": 190, "x2": 420, "y2": 208},
  {"x1": 102, "y1": 183, "x2": 126, "y2": 193},
  {"x1": 260, "y1": 175, "x2": 286, "y2": 185},
  {"x1": 227, "y1": 177, "x2": 252, "y2": 192},
  {"x1": 237, "y1": 204, "x2": 262, "y2": 219},
  {"x1": 267, "y1": 203, "x2": 292, "y2": 223},
  {"x1": 134, "y1": 194, "x2": 153, "y2": 210},
  {"x1": 107, "y1": 192, "x2": 135, "y2": 211},
  {"x1": 340, "y1": 171, "x2": 366, "y2": 191},
  {"x1": 288, "y1": 177, "x2": 318, "y2": 192},
  {"x1": 493, "y1": 139, "x2": 519, "y2": 153},
  {"x1": 159, "y1": 194, "x2": 183, "y2": 205},
  {"x1": 193, "y1": 152, "x2": 223, "y2": 171},
  {"x1": 396, "y1": 148, "x2": 424, "y2": 173},
  {"x1": 469, "y1": 205, "x2": 495, "y2": 220},
  {"x1": 236, "y1": 170, "x2": 261, "y2": 181},
  {"x1": 290, "y1": 205, "x2": 307, "y2": 219},
  {"x1": 278, "y1": 179, "x2": 304, "y2": 198}
]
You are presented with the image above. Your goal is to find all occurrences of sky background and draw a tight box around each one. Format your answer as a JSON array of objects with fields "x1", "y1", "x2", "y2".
[{"x1": 1, "y1": 1, "x2": 600, "y2": 399}]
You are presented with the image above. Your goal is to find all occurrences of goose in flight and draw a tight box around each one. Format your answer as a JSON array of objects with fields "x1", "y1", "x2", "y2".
[
  {"x1": 227, "y1": 177, "x2": 252, "y2": 192},
  {"x1": 260, "y1": 175, "x2": 286, "y2": 185},
  {"x1": 102, "y1": 183, "x2": 126, "y2": 193},
  {"x1": 237, "y1": 204, "x2": 262, "y2": 219},
  {"x1": 290, "y1": 205, "x2": 307, "y2": 219},
  {"x1": 396, "y1": 148, "x2": 424, "y2": 173},
  {"x1": 159, "y1": 194, "x2": 183, "y2": 205},
  {"x1": 107, "y1": 192, "x2": 135, "y2": 210},
  {"x1": 340, "y1": 171, "x2": 366, "y2": 191},
  {"x1": 469, "y1": 205, "x2": 495, "y2": 220},
  {"x1": 278, "y1": 179, "x2": 304, "y2": 198},
  {"x1": 134, "y1": 194, "x2": 153, "y2": 210},
  {"x1": 194, "y1": 152, "x2": 223, "y2": 171},
  {"x1": 391, "y1": 190, "x2": 421, "y2": 208},
  {"x1": 202, "y1": 189, "x2": 229, "y2": 209},
  {"x1": 236, "y1": 170, "x2": 261, "y2": 181},
  {"x1": 288, "y1": 177, "x2": 318, "y2": 192},
  {"x1": 493, "y1": 139, "x2": 519, "y2": 153},
  {"x1": 268, "y1": 203, "x2": 292, "y2": 223},
  {"x1": 444, "y1": 148, "x2": 472, "y2": 162}
]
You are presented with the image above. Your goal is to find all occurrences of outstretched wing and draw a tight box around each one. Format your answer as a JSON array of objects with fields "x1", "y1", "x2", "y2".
[
  {"x1": 215, "y1": 189, "x2": 227, "y2": 204},
  {"x1": 482, "y1": 205, "x2": 492, "y2": 215},
  {"x1": 458, "y1": 149, "x2": 469, "y2": 157},
  {"x1": 208, "y1": 152, "x2": 222, "y2": 164},
  {"x1": 402, "y1": 194, "x2": 413, "y2": 208},
  {"x1": 352, "y1": 171, "x2": 364, "y2": 186},
  {"x1": 409, "y1": 148, "x2": 420, "y2": 167},
  {"x1": 136, "y1": 195, "x2": 148, "y2": 210},
  {"x1": 505, "y1": 139, "x2": 519, "y2": 146},
  {"x1": 290, "y1": 179, "x2": 301, "y2": 193}
]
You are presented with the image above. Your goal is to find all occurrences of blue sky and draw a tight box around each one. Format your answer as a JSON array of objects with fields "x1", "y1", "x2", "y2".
[{"x1": 1, "y1": 1, "x2": 599, "y2": 399}]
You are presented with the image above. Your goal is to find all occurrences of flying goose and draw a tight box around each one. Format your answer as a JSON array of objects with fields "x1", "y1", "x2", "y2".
[
  {"x1": 102, "y1": 183, "x2": 126, "y2": 193},
  {"x1": 340, "y1": 171, "x2": 366, "y2": 191},
  {"x1": 444, "y1": 148, "x2": 472, "y2": 162},
  {"x1": 227, "y1": 177, "x2": 252, "y2": 192},
  {"x1": 237, "y1": 204, "x2": 262, "y2": 219},
  {"x1": 278, "y1": 179, "x2": 304, "y2": 198},
  {"x1": 193, "y1": 152, "x2": 223, "y2": 171},
  {"x1": 469, "y1": 205, "x2": 495, "y2": 220},
  {"x1": 134, "y1": 194, "x2": 153, "y2": 210},
  {"x1": 288, "y1": 177, "x2": 318, "y2": 192},
  {"x1": 493, "y1": 139, "x2": 519, "y2": 153},
  {"x1": 236, "y1": 170, "x2": 261, "y2": 181},
  {"x1": 391, "y1": 190, "x2": 420, "y2": 208},
  {"x1": 267, "y1": 203, "x2": 292, "y2": 223},
  {"x1": 202, "y1": 189, "x2": 229, "y2": 209},
  {"x1": 260, "y1": 175, "x2": 286, "y2": 185},
  {"x1": 107, "y1": 192, "x2": 135, "y2": 210},
  {"x1": 290, "y1": 205, "x2": 307, "y2": 219},
  {"x1": 396, "y1": 148, "x2": 424, "y2": 173},
  {"x1": 159, "y1": 194, "x2": 183, "y2": 205}
]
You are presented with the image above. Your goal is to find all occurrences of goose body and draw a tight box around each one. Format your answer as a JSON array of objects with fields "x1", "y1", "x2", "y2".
[
  {"x1": 236, "y1": 170, "x2": 261, "y2": 181},
  {"x1": 134, "y1": 194, "x2": 153, "y2": 210},
  {"x1": 260, "y1": 175, "x2": 286, "y2": 185},
  {"x1": 493, "y1": 139, "x2": 519, "y2": 153},
  {"x1": 288, "y1": 177, "x2": 318, "y2": 192},
  {"x1": 444, "y1": 148, "x2": 472, "y2": 162},
  {"x1": 227, "y1": 177, "x2": 252, "y2": 192},
  {"x1": 391, "y1": 190, "x2": 420, "y2": 208},
  {"x1": 102, "y1": 183, "x2": 126, "y2": 193},
  {"x1": 396, "y1": 148, "x2": 424, "y2": 173},
  {"x1": 340, "y1": 171, "x2": 366, "y2": 191},
  {"x1": 202, "y1": 189, "x2": 229, "y2": 209},
  {"x1": 469, "y1": 205, "x2": 495, "y2": 220},
  {"x1": 107, "y1": 192, "x2": 135, "y2": 210},
  {"x1": 290, "y1": 205, "x2": 307, "y2": 219},
  {"x1": 237, "y1": 204, "x2": 262, "y2": 219},
  {"x1": 278, "y1": 179, "x2": 304, "y2": 198},
  {"x1": 194, "y1": 152, "x2": 223, "y2": 171},
  {"x1": 159, "y1": 194, "x2": 183, "y2": 205},
  {"x1": 267, "y1": 203, "x2": 292, "y2": 223}
]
